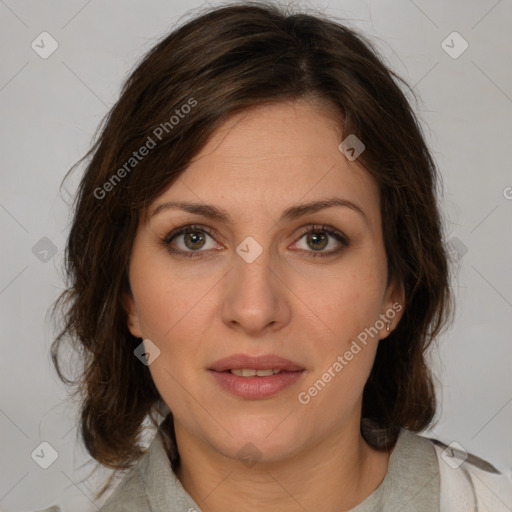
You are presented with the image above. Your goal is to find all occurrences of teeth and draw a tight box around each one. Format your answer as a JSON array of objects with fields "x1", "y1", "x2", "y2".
[{"x1": 230, "y1": 369, "x2": 281, "y2": 377}]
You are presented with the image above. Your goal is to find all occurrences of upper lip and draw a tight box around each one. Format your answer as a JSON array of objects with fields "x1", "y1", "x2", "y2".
[{"x1": 209, "y1": 354, "x2": 304, "y2": 372}]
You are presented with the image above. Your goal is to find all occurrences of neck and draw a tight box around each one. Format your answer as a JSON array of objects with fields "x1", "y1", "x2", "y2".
[{"x1": 173, "y1": 420, "x2": 392, "y2": 512}]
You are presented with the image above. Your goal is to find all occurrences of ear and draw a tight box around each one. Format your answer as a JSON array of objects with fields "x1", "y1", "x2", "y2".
[
  {"x1": 122, "y1": 291, "x2": 143, "y2": 339},
  {"x1": 379, "y1": 278, "x2": 405, "y2": 340}
]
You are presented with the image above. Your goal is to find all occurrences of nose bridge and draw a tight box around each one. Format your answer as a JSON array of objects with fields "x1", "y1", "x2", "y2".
[
  {"x1": 221, "y1": 236, "x2": 289, "y2": 334},
  {"x1": 231, "y1": 236, "x2": 276, "y2": 306},
  {"x1": 235, "y1": 239, "x2": 273, "y2": 292}
]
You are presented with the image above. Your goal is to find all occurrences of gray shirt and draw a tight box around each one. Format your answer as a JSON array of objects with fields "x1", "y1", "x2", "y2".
[
  {"x1": 350, "y1": 427, "x2": 439, "y2": 511},
  {"x1": 99, "y1": 426, "x2": 439, "y2": 511}
]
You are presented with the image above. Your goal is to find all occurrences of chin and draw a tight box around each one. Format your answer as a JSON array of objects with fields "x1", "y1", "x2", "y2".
[{"x1": 206, "y1": 414, "x2": 309, "y2": 464}]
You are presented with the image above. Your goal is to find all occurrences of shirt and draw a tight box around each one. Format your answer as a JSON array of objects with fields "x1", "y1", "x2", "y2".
[
  {"x1": 36, "y1": 422, "x2": 512, "y2": 511},
  {"x1": 98, "y1": 426, "x2": 440, "y2": 511},
  {"x1": 350, "y1": 427, "x2": 439, "y2": 511}
]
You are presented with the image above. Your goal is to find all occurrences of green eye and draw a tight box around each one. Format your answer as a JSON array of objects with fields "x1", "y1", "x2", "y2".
[
  {"x1": 162, "y1": 223, "x2": 349, "y2": 259},
  {"x1": 294, "y1": 225, "x2": 348, "y2": 258}
]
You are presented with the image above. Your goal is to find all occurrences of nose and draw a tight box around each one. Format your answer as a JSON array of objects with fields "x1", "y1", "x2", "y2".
[{"x1": 221, "y1": 244, "x2": 291, "y2": 337}]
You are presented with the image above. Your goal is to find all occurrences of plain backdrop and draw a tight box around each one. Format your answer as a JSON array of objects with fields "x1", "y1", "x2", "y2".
[{"x1": 1, "y1": 0, "x2": 511, "y2": 510}]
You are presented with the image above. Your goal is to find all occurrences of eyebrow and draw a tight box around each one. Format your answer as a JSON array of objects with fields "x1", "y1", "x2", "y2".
[{"x1": 149, "y1": 197, "x2": 369, "y2": 225}]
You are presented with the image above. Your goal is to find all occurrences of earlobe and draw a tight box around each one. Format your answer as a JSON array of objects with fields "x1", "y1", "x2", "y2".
[
  {"x1": 390, "y1": 282, "x2": 405, "y2": 314},
  {"x1": 122, "y1": 292, "x2": 143, "y2": 339},
  {"x1": 380, "y1": 279, "x2": 405, "y2": 339}
]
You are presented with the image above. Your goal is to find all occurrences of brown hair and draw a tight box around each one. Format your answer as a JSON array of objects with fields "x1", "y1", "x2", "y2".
[{"x1": 51, "y1": 0, "x2": 454, "y2": 498}]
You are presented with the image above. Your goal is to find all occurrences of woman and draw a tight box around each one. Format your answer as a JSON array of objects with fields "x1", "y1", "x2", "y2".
[{"x1": 50, "y1": 2, "x2": 512, "y2": 510}]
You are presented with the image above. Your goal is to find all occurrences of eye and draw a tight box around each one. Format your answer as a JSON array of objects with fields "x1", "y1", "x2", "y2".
[
  {"x1": 162, "y1": 224, "x2": 221, "y2": 258},
  {"x1": 161, "y1": 223, "x2": 349, "y2": 259},
  {"x1": 292, "y1": 225, "x2": 349, "y2": 258}
]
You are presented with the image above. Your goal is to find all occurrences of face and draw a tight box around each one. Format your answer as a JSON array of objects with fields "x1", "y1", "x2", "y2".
[{"x1": 124, "y1": 99, "x2": 404, "y2": 463}]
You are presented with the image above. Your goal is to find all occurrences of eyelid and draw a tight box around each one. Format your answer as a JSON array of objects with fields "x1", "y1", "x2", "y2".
[
  {"x1": 293, "y1": 224, "x2": 349, "y2": 246},
  {"x1": 161, "y1": 224, "x2": 221, "y2": 257},
  {"x1": 161, "y1": 223, "x2": 349, "y2": 258},
  {"x1": 290, "y1": 224, "x2": 349, "y2": 258},
  {"x1": 162, "y1": 223, "x2": 217, "y2": 245}
]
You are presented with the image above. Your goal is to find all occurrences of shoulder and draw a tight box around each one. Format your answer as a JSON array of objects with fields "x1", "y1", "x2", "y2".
[
  {"x1": 98, "y1": 428, "x2": 197, "y2": 512},
  {"x1": 98, "y1": 436, "x2": 159, "y2": 511},
  {"x1": 98, "y1": 461, "x2": 150, "y2": 511},
  {"x1": 427, "y1": 435, "x2": 512, "y2": 511}
]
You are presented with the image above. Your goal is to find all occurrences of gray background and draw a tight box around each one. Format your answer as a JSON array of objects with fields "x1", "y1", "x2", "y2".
[{"x1": 1, "y1": 0, "x2": 511, "y2": 510}]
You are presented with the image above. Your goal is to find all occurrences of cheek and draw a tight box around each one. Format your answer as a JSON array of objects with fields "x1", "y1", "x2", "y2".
[
  {"x1": 297, "y1": 284, "x2": 381, "y2": 417},
  {"x1": 294, "y1": 254, "x2": 385, "y2": 399},
  {"x1": 136, "y1": 285, "x2": 213, "y2": 413},
  {"x1": 130, "y1": 266, "x2": 219, "y2": 378},
  {"x1": 299, "y1": 256, "x2": 386, "y2": 336},
  {"x1": 130, "y1": 255, "x2": 210, "y2": 339}
]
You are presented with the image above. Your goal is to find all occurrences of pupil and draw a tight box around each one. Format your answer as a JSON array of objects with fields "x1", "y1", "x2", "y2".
[
  {"x1": 183, "y1": 232, "x2": 329, "y2": 251},
  {"x1": 185, "y1": 232, "x2": 205, "y2": 250},
  {"x1": 307, "y1": 232, "x2": 327, "y2": 251}
]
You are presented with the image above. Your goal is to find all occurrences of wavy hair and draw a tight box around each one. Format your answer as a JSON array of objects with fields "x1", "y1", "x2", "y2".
[{"x1": 51, "y1": 0, "x2": 454, "y2": 499}]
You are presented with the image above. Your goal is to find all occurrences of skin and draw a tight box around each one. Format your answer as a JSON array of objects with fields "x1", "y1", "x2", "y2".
[{"x1": 124, "y1": 99, "x2": 405, "y2": 512}]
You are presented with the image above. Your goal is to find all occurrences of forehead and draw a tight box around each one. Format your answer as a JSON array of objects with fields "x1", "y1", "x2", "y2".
[{"x1": 149, "y1": 100, "x2": 380, "y2": 224}]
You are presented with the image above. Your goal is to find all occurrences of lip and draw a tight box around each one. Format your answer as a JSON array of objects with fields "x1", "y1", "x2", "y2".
[
  {"x1": 210, "y1": 370, "x2": 304, "y2": 399},
  {"x1": 209, "y1": 353, "x2": 304, "y2": 372},
  {"x1": 208, "y1": 353, "x2": 305, "y2": 399}
]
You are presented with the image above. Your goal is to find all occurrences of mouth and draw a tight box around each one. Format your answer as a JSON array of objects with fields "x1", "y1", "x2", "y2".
[
  {"x1": 226, "y1": 368, "x2": 285, "y2": 377},
  {"x1": 209, "y1": 354, "x2": 305, "y2": 399},
  {"x1": 209, "y1": 353, "x2": 305, "y2": 373}
]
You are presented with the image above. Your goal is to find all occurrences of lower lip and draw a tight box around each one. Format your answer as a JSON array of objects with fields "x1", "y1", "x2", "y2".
[{"x1": 210, "y1": 370, "x2": 304, "y2": 399}]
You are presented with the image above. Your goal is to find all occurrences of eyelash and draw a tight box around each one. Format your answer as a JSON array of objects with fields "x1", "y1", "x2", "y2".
[{"x1": 160, "y1": 223, "x2": 349, "y2": 260}]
